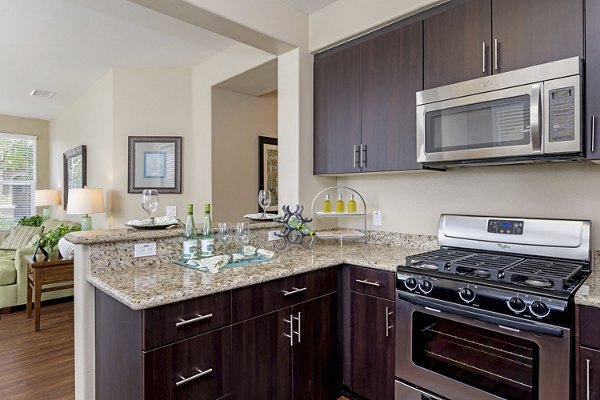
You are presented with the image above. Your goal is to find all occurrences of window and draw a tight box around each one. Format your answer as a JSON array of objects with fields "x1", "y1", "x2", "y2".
[{"x1": 0, "y1": 133, "x2": 36, "y2": 230}]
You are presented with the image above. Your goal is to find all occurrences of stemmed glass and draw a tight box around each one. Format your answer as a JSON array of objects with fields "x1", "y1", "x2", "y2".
[
  {"x1": 258, "y1": 190, "x2": 271, "y2": 218},
  {"x1": 141, "y1": 189, "x2": 159, "y2": 224},
  {"x1": 237, "y1": 223, "x2": 250, "y2": 253},
  {"x1": 218, "y1": 222, "x2": 233, "y2": 254}
]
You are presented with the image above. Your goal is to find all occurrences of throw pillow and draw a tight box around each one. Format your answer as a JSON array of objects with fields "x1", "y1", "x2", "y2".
[{"x1": 0, "y1": 226, "x2": 42, "y2": 250}]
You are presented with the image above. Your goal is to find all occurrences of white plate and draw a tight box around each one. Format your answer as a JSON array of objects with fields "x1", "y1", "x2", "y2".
[{"x1": 244, "y1": 213, "x2": 279, "y2": 221}]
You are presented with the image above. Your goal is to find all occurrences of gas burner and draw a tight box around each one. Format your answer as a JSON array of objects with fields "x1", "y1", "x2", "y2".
[
  {"x1": 413, "y1": 263, "x2": 440, "y2": 271},
  {"x1": 474, "y1": 269, "x2": 492, "y2": 278},
  {"x1": 524, "y1": 278, "x2": 554, "y2": 288}
]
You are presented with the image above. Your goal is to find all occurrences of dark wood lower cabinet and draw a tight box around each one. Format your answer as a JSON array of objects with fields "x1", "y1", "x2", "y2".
[
  {"x1": 580, "y1": 346, "x2": 600, "y2": 400},
  {"x1": 144, "y1": 327, "x2": 231, "y2": 400},
  {"x1": 231, "y1": 308, "x2": 293, "y2": 399},
  {"x1": 350, "y1": 292, "x2": 394, "y2": 400}
]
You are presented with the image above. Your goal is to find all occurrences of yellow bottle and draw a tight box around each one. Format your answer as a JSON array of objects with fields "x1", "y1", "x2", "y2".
[
  {"x1": 335, "y1": 194, "x2": 345, "y2": 213},
  {"x1": 348, "y1": 194, "x2": 357, "y2": 213},
  {"x1": 323, "y1": 194, "x2": 332, "y2": 213}
]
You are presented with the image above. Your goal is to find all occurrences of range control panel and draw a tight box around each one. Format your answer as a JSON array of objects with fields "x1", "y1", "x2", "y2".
[{"x1": 487, "y1": 219, "x2": 523, "y2": 235}]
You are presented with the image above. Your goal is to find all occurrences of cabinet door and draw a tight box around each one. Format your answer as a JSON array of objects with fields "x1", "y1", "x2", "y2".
[
  {"x1": 491, "y1": 0, "x2": 583, "y2": 73},
  {"x1": 292, "y1": 293, "x2": 339, "y2": 400},
  {"x1": 314, "y1": 45, "x2": 362, "y2": 174},
  {"x1": 231, "y1": 308, "x2": 292, "y2": 399},
  {"x1": 144, "y1": 327, "x2": 231, "y2": 400},
  {"x1": 586, "y1": 0, "x2": 600, "y2": 160},
  {"x1": 424, "y1": 0, "x2": 492, "y2": 89},
  {"x1": 360, "y1": 21, "x2": 423, "y2": 172},
  {"x1": 350, "y1": 292, "x2": 394, "y2": 400},
  {"x1": 580, "y1": 346, "x2": 600, "y2": 400}
]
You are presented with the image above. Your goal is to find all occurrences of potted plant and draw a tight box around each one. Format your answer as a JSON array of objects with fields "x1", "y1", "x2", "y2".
[{"x1": 39, "y1": 223, "x2": 81, "y2": 259}]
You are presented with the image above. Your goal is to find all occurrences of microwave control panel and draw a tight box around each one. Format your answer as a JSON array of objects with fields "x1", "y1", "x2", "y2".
[
  {"x1": 487, "y1": 219, "x2": 523, "y2": 235},
  {"x1": 548, "y1": 86, "x2": 575, "y2": 142}
]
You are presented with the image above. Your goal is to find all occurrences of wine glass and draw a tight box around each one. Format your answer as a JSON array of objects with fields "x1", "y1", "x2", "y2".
[
  {"x1": 258, "y1": 190, "x2": 271, "y2": 218},
  {"x1": 237, "y1": 223, "x2": 250, "y2": 253},
  {"x1": 219, "y1": 222, "x2": 233, "y2": 254},
  {"x1": 141, "y1": 189, "x2": 159, "y2": 223}
]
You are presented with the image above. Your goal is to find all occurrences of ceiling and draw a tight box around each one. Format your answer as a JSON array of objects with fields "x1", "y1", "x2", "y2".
[
  {"x1": 0, "y1": 0, "x2": 337, "y2": 121},
  {"x1": 0, "y1": 0, "x2": 234, "y2": 120},
  {"x1": 216, "y1": 60, "x2": 278, "y2": 97}
]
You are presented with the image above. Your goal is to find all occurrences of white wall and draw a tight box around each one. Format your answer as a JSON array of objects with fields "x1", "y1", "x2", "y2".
[
  {"x1": 50, "y1": 71, "x2": 114, "y2": 227},
  {"x1": 211, "y1": 89, "x2": 277, "y2": 222}
]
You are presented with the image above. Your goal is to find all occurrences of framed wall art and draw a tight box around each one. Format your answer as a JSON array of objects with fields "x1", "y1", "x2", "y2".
[
  {"x1": 128, "y1": 136, "x2": 182, "y2": 193},
  {"x1": 63, "y1": 145, "x2": 87, "y2": 210},
  {"x1": 258, "y1": 136, "x2": 278, "y2": 212}
]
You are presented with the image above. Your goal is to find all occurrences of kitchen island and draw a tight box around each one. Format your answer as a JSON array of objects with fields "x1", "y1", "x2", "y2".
[{"x1": 67, "y1": 226, "x2": 436, "y2": 400}]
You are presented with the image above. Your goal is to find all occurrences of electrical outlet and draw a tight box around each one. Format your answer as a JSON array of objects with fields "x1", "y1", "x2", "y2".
[
  {"x1": 134, "y1": 242, "x2": 157, "y2": 257},
  {"x1": 166, "y1": 206, "x2": 177, "y2": 217},
  {"x1": 373, "y1": 211, "x2": 382, "y2": 226},
  {"x1": 268, "y1": 230, "x2": 281, "y2": 241}
]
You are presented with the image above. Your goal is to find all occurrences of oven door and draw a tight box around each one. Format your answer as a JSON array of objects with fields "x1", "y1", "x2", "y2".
[
  {"x1": 416, "y1": 83, "x2": 542, "y2": 163},
  {"x1": 395, "y1": 294, "x2": 571, "y2": 400}
]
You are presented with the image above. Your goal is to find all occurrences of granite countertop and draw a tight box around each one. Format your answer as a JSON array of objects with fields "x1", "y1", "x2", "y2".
[
  {"x1": 575, "y1": 268, "x2": 600, "y2": 307},
  {"x1": 88, "y1": 244, "x2": 424, "y2": 310}
]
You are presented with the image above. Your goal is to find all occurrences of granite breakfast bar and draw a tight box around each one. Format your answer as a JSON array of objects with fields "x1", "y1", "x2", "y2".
[{"x1": 66, "y1": 226, "x2": 437, "y2": 400}]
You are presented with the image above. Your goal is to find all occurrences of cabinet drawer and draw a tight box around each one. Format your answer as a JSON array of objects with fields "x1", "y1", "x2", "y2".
[
  {"x1": 350, "y1": 266, "x2": 395, "y2": 300},
  {"x1": 232, "y1": 268, "x2": 337, "y2": 322},
  {"x1": 143, "y1": 291, "x2": 231, "y2": 350},
  {"x1": 144, "y1": 327, "x2": 231, "y2": 400},
  {"x1": 580, "y1": 306, "x2": 600, "y2": 349}
]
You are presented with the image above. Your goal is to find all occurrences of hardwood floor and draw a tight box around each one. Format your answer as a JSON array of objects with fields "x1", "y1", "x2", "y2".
[{"x1": 0, "y1": 300, "x2": 74, "y2": 400}]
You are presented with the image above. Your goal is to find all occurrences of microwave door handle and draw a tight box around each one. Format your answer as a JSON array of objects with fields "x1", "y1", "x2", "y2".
[{"x1": 530, "y1": 83, "x2": 542, "y2": 153}]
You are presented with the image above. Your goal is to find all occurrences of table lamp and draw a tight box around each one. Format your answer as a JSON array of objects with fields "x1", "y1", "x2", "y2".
[
  {"x1": 35, "y1": 189, "x2": 60, "y2": 221},
  {"x1": 67, "y1": 188, "x2": 105, "y2": 231}
]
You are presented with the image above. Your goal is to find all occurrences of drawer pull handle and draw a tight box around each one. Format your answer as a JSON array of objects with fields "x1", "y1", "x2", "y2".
[
  {"x1": 587, "y1": 358, "x2": 591, "y2": 400},
  {"x1": 355, "y1": 278, "x2": 381, "y2": 287},
  {"x1": 284, "y1": 314, "x2": 294, "y2": 347},
  {"x1": 175, "y1": 313, "x2": 213, "y2": 327},
  {"x1": 175, "y1": 368, "x2": 213, "y2": 387},
  {"x1": 282, "y1": 287, "x2": 307, "y2": 297},
  {"x1": 385, "y1": 306, "x2": 393, "y2": 338}
]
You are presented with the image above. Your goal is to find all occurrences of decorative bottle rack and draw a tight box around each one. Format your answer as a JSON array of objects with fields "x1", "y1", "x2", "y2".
[{"x1": 310, "y1": 186, "x2": 367, "y2": 244}]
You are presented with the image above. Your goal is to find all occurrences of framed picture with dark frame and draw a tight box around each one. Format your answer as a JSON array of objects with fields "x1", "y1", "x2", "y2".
[
  {"x1": 258, "y1": 136, "x2": 278, "y2": 212},
  {"x1": 63, "y1": 145, "x2": 87, "y2": 210},
  {"x1": 128, "y1": 136, "x2": 182, "y2": 193}
]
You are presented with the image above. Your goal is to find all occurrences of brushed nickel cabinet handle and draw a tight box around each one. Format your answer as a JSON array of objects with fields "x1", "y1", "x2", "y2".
[
  {"x1": 482, "y1": 42, "x2": 487, "y2": 73},
  {"x1": 175, "y1": 313, "x2": 213, "y2": 327},
  {"x1": 293, "y1": 312, "x2": 301, "y2": 343},
  {"x1": 284, "y1": 314, "x2": 294, "y2": 347},
  {"x1": 494, "y1": 38, "x2": 499, "y2": 71},
  {"x1": 385, "y1": 306, "x2": 393, "y2": 337},
  {"x1": 176, "y1": 368, "x2": 213, "y2": 387},
  {"x1": 353, "y1": 145, "x2": 360, "y2": 168},
  {"x1": 282, "y1": 287, "x2": 307, "y2": 297},
  {"x1": 592, "y1": 115, "x2": 597, "y2": 153},
  {"x1": 361, "y1": 144, "x2": 367, "y2": 168},
  {"x1": 355, "y1": 278, "x2": 381, "y2": 287},
  {"x1": 587, "y1": 358, "x2": 591, "y2": 400}
]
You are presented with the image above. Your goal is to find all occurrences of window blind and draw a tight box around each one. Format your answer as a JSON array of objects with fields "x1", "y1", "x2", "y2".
[{"x1": 0, "y1": 133, "x2": 36, "y2": 230}]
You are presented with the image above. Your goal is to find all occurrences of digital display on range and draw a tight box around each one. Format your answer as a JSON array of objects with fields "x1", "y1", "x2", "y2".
[{"x1": 488, "y1": 219, "x2": 524, "y2": 235}]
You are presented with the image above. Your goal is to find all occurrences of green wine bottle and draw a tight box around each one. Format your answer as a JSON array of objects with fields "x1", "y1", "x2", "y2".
[
  {"x1": 182, "y1": 204, "x2": 197, "y2": 260},
  {"x1": 200, "y1": 203, "x2": 214, "y2": 257}
]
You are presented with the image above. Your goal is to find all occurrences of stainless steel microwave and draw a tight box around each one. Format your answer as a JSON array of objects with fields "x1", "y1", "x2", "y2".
[{"x1": 416, "y1": 57, "x2": 582, "y2": 166}]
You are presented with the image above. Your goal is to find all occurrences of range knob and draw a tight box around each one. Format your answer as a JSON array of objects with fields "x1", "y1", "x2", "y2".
[
  {"x1": 529, "y1": 301, "x2": 550, "y2": 318},
  {"x1": 419, "y1": 280, "x2": 433, "y2": 294},
  {"x1": 458, "y1": 287, "x2": 476, "y2": 303},
  {"x1": 507, "y1": 297, "x2": 527, "y2": 313},
  {"x1": 404, "y1": 278, "x2": 418, "y2": 291}
]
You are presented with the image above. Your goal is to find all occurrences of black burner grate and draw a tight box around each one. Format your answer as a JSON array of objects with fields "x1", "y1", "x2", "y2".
[
  {"x1": 406, "y1": 249, "x2": 473, "y2": 272},
  {"x1": 503, "y1": 259, "x2": 584, "y2": 290},
  {"x1": 448, "y1": 253, "x2": 524, "y2": 280}
]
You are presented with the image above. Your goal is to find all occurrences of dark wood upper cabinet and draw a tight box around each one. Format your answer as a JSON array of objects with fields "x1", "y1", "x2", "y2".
[
  {"x1": 586, "y1": 0, "x2": 600, "y2": 160},
  {"x1": 491, "y1": 0, "x2": 583, "y2": 73},
  {"x1": 360, "y1": 21, "x2": 423, "y2": 172},
  {"x1": 424, "y1": 0, "x2": 492, "y2": 89},
  {"x1": 313, "y1": 45, "x2": 362, "y2": 174}
]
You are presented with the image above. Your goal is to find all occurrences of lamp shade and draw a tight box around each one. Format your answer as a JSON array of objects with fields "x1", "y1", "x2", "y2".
[
  {"x1": 35, "y1": 189, "x2": 60, "y2": 207},
  {"x1": 67, "y1": 188, "x2": 105, "y2": 215}
]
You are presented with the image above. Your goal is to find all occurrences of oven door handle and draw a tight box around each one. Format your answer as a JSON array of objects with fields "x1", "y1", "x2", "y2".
[{"x1": 398, "y1": 292, "x2": 564, "y2": 338}]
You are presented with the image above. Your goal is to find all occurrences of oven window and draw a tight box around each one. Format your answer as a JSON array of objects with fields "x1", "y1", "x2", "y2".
[
  {"x1": 412, "y1": 312, "x2": 538, "y2": 400},
  {"x1": 425, "y1": 95, "x2": 531, "y2": 153}
]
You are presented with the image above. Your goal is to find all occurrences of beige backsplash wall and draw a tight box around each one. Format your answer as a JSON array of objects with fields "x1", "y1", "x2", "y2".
[{"x1": 337, "y1": 161, "x2": 600, "y2": 249}]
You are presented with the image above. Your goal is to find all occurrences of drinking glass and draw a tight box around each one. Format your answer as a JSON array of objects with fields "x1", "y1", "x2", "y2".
[
  {"x1": 258, "y1": 190, "x2": 271, "y2": 218},
  {"x1": 237, "y1": 223, "x2": 250, "y2": 253},
  {"x1": 219, "y1": 222, "x2": 233, "y2": 254},
  {"x1": 141, "y1": 189, "x2": 159, "y2": 223}
]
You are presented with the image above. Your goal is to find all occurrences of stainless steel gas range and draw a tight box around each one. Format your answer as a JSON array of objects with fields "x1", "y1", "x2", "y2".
[{"x1": 395, "y1": 214, "x2": 591, "y2": 400}]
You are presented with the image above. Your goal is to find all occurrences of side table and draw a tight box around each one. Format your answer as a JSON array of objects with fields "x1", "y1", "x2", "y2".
[{"x1": 25, "y1": 255, "x2": 74, "y2": 331}]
